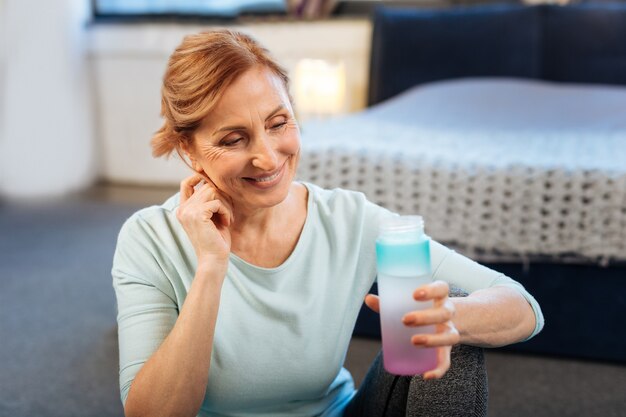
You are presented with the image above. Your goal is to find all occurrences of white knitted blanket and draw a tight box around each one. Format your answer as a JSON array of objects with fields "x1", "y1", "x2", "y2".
[{"x1": 297, "y1": 79, "x2": 626, "y2": 265}]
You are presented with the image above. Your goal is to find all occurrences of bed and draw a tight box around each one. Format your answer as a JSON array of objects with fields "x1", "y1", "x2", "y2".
[{"x1": 297, "y1": 3, "x2": 626, "y2": 362}]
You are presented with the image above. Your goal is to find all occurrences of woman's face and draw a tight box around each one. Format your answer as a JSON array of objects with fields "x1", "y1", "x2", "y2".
[{"x1": 188, "y1": 66, "x2": 301, "y2": 211}]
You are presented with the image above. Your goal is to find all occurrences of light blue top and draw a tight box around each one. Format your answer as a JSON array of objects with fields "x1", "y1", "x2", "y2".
[{"x1": 112, "y1": 182, "x2": 544, "y2": 417}]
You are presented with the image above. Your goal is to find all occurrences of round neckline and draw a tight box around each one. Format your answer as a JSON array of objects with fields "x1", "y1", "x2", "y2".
[{"x1": 228, "y1": 181, "x2": 314, "y2": 274}]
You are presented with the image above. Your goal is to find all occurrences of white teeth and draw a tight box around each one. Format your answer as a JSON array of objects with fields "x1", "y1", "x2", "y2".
[{"x1": 251, "y1": 171, "x2": 280, "y2": 182}]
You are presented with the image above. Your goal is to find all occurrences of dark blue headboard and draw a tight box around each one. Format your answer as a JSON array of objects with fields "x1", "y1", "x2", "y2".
[{"x1": 368, "y1": 3, "x2": 626, "y2": 105}]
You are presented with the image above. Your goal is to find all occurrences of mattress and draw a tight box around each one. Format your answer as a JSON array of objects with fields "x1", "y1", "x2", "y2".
[{"x1": 297, "y1": 78, "x2": 626, "y2": 265}]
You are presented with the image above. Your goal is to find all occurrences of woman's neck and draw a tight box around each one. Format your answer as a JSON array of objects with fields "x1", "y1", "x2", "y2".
[
  {"x1": 228, "y1": 183, "x2": 308, "y2": 266},
  {"x1": 229, "y1": 182, "x2": 305, "y2": 237}
]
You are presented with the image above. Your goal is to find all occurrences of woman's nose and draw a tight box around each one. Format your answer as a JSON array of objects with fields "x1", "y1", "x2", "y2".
[{"x1": 250, "y1": 134, "x2": 279, "y2": 170}]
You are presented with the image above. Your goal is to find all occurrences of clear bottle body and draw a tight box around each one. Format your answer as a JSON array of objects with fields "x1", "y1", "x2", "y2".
[{"x1": 375, "y1": 216, "x2": 438, "y2": 376}]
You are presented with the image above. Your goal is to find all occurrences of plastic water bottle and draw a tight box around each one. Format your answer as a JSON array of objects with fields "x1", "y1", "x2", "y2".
[{"x1": 376, "y1": 215, "x2": 438, "y2": 375}]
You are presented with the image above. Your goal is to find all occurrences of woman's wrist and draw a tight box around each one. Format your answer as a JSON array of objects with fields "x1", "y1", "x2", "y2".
[
  {"x1": 450, "y1": 287, "x2": 535, "y2": 347},
  {"x1": 196, "y1": 255, "x2": 229, "y2": 281}
]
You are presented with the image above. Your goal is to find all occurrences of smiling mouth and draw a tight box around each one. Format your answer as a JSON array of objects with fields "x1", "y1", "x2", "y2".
[
  {"x1": 246, "y1": 170, "x2": 282, "y2": 182},
  {"x1": 243, "y1": 161, "x2": 287, "y2": 183}
]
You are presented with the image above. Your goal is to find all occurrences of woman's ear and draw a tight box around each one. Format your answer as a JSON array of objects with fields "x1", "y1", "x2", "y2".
[
  {"x1": 180, "y1": 142, "x2": 204, "y2": 174},
  {"x1": 189, "y1": 157, "x2": 203, "y2": 174}
]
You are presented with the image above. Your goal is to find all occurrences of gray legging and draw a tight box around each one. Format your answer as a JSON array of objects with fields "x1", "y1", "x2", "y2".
[{"x1": 344, "y1": 288, "x2": 488, "y2": 417}]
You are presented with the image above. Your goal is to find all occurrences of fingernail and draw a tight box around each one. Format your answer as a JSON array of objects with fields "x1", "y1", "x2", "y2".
[
  {"x1": 415, "y1": 290, "x2": 426, "y2": 299},
  {"x1": 402, "y1": 316, "x2": 415, "y2": 325},
  {"x1": 412, "y1": 336, "x2": 426, "y2": 345}
]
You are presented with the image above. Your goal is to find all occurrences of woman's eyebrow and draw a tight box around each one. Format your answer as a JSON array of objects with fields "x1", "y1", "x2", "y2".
[
  {"x1": 214, "y1": 124, "x2": 246, "y2": 135},
  {"x1": 265, "y1": 104, "x2": 286, "y2": 120},
  {"x1": 212, "y1": 105, "x2": 286, "y2": 136}
]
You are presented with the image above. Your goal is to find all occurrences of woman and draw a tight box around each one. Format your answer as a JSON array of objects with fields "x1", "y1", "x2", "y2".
[{"x1": 112, "y1": 30, "x2": 544, "y2": 417}]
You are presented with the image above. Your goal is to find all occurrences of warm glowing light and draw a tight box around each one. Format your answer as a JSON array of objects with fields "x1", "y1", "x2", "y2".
[{"x1": 294, "y1": 59, "x2": 346, "y2": 121}]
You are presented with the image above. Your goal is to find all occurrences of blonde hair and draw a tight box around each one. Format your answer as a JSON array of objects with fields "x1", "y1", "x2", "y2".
[{"x1": 151, "y1": 30, "x2": 290, "y2": 160}]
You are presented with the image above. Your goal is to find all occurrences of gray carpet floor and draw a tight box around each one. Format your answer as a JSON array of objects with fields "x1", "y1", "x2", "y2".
[{"x1": 1, "y1": 184, "x2": 624, "y2": 417}]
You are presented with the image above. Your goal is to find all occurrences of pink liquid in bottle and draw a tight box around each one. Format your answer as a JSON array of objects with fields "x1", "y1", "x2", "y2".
[{"x1": 376, "y1": 216, "x2": 438, "y2": 376}]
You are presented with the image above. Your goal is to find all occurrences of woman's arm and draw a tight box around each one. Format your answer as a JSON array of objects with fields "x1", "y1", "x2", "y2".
[
  {"x1": 365, "y1": 239, "x2": 544, "y2": 379},
  {"x1": 124, "y1": 262, "x2": 224, "y2": 417},
  {"x1": 450, "y1": 285, "x2": 537, "y2": 348},
  {"x1": 427, "y1": 240, "x2": 544, "y2": 346},
  {"x1": 123, "y1": 174, "x2": 235, "y2": 417}
]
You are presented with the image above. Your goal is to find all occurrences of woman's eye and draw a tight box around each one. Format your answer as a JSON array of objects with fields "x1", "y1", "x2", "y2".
[
  {"x1": 222, "y1": 137, "x2": 243, "y2": 147},
  {"x1": 270, "y1": 122, "x2": 287, "y2": 130}
]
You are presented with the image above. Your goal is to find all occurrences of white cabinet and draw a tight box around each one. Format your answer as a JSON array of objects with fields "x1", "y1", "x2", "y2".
[{"x1": 87, "y1": 19, "x2": 371, "y2": 185}]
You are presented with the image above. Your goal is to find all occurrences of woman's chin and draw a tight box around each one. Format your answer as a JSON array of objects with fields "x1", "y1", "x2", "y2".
[{"x1": 237, "y1": 178, "x2": 293, "y2": 208}]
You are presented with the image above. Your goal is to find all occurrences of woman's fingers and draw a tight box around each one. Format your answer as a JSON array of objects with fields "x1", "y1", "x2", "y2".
[
  {"x1": 179, "y1": 175, "x2": 235, "y2": 225},
  {"x1": 368, "y1": 279, "x2": 455, "y2": 380},
  {"x1": 413, "y1": 280, "x2": 450, "y2": 301},
  {"x1": 194, "y1": 180, "x2": 235, "y2": 223},
  {"x1": 364, "y1": 294, "x2": 380, "y2": 313},
  {"x1": 182, "y1": 194, "x2": 232, "y2": 229},
  {"x1": 410, "y1": 323, "x2": 460, "y2": 347},
  {"x1": 368, "y1": 281, "x2": 455, "y2": 379},
  {"x1": 206, "y1": 199, "x2": 232, "y2": 228},
  {"x1": 179, "y1": 173, "x2": 207, "y2": 204},
  {"x1": 423, "y1": 346, "x2": 452, "y2": 380},
  {"x1": 402, "y1": 302, "x2": 455, "y2": 326}
]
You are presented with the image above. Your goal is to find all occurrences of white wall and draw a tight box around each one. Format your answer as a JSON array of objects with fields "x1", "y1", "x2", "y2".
[
  {"x1": 0, "y1": 0, "x2": 6, "y2": 173},
  {"x1": 0, "y1": 0, "x2": 96, "y2": 199},
  {"x1": 87, "y1": 20, "x2": 371, "y2": 186}
]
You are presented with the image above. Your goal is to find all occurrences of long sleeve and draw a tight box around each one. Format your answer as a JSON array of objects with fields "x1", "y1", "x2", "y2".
[
  {"x1": 363, "y1": 198, "x2": 544, "y2": 341},
  {"x1": 430, "y1": 240, "x2": 544, "y2": 340}
]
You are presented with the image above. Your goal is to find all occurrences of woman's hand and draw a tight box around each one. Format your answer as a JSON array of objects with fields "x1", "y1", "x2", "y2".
[
  {"x1": 176, "y1": 173, "x2": 235, "y2": 272},
  {"x1": 364, "y1": 280, "x2": 460, "y2": 380}
]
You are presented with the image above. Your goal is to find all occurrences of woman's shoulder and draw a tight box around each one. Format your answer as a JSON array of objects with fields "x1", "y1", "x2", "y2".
[
  {"x1": 112, "y1": 194, "x2": 185, "y2": 300},
  {"x1": 117, "y1": 192, "x2": 182, "y2": 242},
  {"x1": 302, "y1": 181, "x2": 367, "y2": 209},
  {"x1": 301, "y1": 181, "x2": 395, "y2": 221}
]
